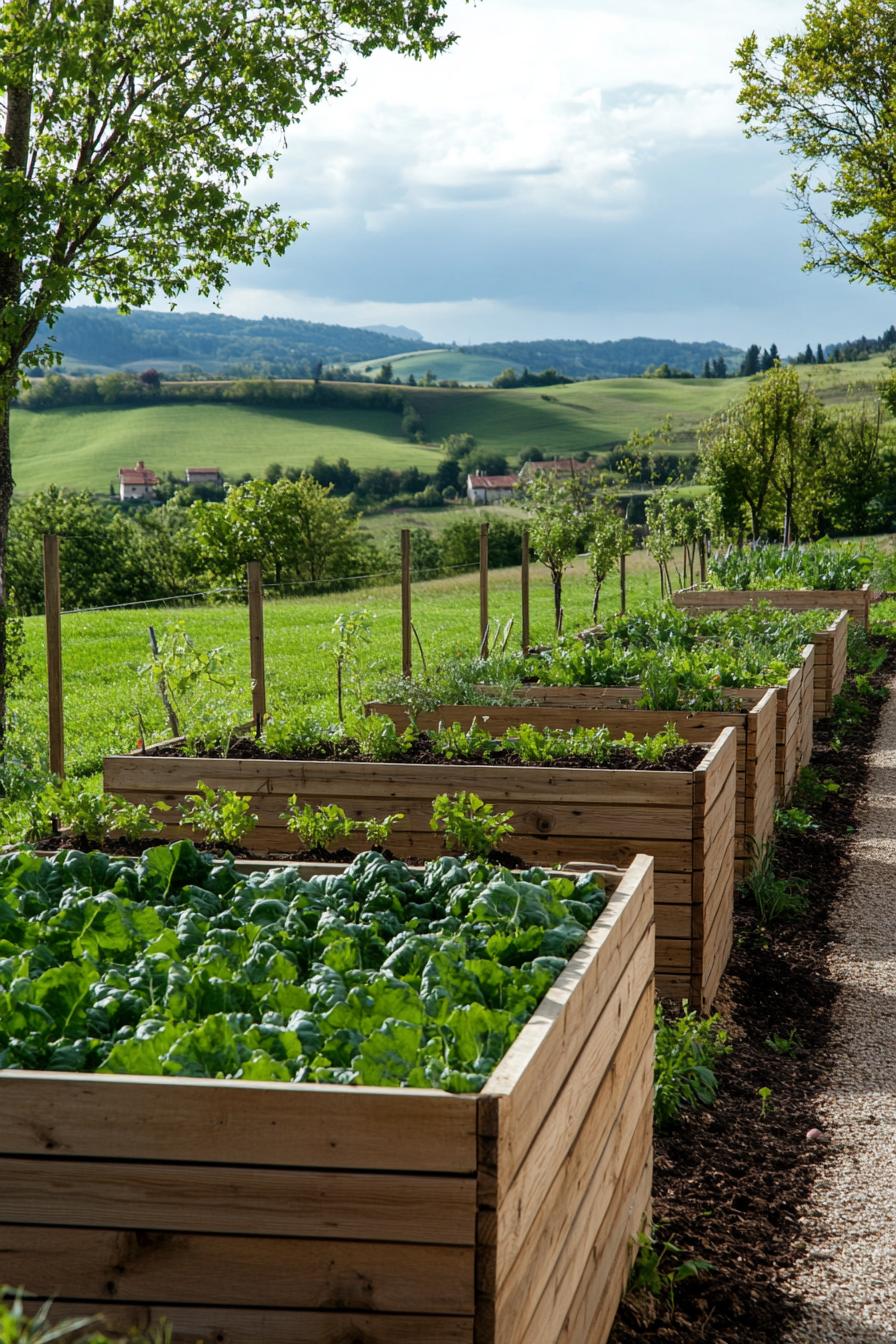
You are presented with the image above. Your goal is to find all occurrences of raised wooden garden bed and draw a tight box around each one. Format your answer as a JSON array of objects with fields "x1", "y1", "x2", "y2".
[
  {"x1": 103, "y1": 735, "x2": 735, "y2": 1008},
  {"x1": 673, "y1": 582, "x2": 871, "y2": 629},
  {"x1": 479, "y1": 641, "x2": 814, "y2": 807},
  {"x1": 670, "y1": 597, "x2": 847, "y2": 723},
  {"x1": 0, "y1": 855, "x2": 655, "y2": 1344},
  {"x1": 367, "y1": 694, "x2": 776, "y2": 883}
]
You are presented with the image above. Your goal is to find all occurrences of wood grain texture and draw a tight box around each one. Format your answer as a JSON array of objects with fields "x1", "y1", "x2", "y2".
[
  {"x1": 672, "y1": 583, "x2": 870, "y2": 628},
  {"x1": 47, "y1": 1305, "x2": 474, "y2": 1344}
]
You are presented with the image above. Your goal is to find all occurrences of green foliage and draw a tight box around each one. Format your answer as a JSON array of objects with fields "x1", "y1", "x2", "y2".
[
  {"x1": 430, "y1": 792, "x2": 515, "y2": 859},
  {"x1": 629, "y1": 1229, "x2": 714, "y2": 1312},
  {"x1": 352, "y1": 714, "x2": 415, "y2": 762},
  {"x1": 625, "y1": 723, "x2": 687, "y2": 763},
  {"x1": 179, "y1": 783, "x2": 257, "y2": 848},
  {"x1": 260, "y1": 708, "x2": 330, "y2": 759},
  {"x1": 0, "y1": 842, "x2": 608, "y2": 1094},
  {"x1": 521, "y1": 472, "x2": 589, "y2": 632},
  {"x1": 193, "y1": 477, "x2": 362, "y2": 588},
  {"x1": 359, "y1": 813, "x2": 405, "y2": 849},
  {"x1": 756, "y1": 1085, "x2": 774, "y2": 1118},
  {"x1": 774, "y1": 806, "x2": 817, "y2": 834},
  {"x1": 326, "y1": 609, "x2": 373, "y2": 721},
  {"x1": 741, "y1": 841, "x2": 809, "y2": 923},
  {"x1": 793, "y1": 766, "x2": 841, "y2": 810},
  {"x1": 139, "y1": 622, "x2": 242, "y2": 752},
  {"x1": 653, "y1": 1002, "x2": 731, "y2": 1129},
  {"x1": 765, "y1": 1029, "x2": 799, "y2": 1056},
  {"x1": 522, "y1": 603, "x2": 819, "y2": 708},
  {"x1": 0, "y1": 780, "x2": 164, "y2": 848},
  {"x1": 0, "y1": 1288, "x2": 173, "y2": 1342},
  {"x1": 281, "y1": 799, "x2": 355, "y2": 852},
  {"x1": 735, "y1": 1, "x2": 896, "y2": 289},
  {"x1": 429, "y1": 719, "x2": 499, "y2": 762},
  {"x1": 707, "y1": 540, "x2": 872, "y2": 591}
]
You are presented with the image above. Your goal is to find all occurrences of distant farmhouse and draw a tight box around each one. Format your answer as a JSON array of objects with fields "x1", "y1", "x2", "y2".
[
  {"x1": 517, "y1": 457, "x2": 583, "y2": 481},
  {"x1": 186, "y1": 467, "x2": 224, "y2": 487},
  {"x1": 118, "y1": 460, "x2": 159, "y2": 501},
  {"x1": 466, "y1": 473, "x2": 519, "y2": 505},
  {"x1": 116, "y1": 461, "x2": 222, "y2": 501}
]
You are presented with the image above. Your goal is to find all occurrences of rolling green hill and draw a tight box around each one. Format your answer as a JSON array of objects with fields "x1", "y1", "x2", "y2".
[
  {"x1": 349, "y1": 348, "x2": 523, "y2": 385},
  {"x1": 10, "y1": 355, "x2": 889, "y2": 495},
  {"x1": 9, "y1": 401, "x2": 440, "y2": 494}
]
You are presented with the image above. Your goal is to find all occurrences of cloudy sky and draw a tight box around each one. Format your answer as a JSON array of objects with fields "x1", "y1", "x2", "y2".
[{"x1": 183, "y1": 0, "x2": 895, "y2": 354}]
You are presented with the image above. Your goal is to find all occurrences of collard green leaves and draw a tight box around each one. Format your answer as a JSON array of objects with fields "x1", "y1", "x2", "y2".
[{"x1": 0, "y1": 844, "x2": 607, "y2": 1094}]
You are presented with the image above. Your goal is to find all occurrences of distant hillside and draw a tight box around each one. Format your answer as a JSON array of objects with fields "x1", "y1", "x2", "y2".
[
  {"x1": 462, "y1": 336, "x2": 744, "y2": 379},
  {"x1": 350, "y1": 347, "x2": 524, "y2": 385},
  {"x1": 364, "y1": 323, "x2": 424, "y2": 342},
  {"x1": 33, "y1": 308, "x2": 747, "y2": 382},
  {"x1": 33, "y1": 308, "x2": 436, "y2": 377}
]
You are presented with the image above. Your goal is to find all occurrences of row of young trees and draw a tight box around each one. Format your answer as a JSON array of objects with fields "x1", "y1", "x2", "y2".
[{"x1": 698, "y1": 364, "x2": 894, "y2": 543}]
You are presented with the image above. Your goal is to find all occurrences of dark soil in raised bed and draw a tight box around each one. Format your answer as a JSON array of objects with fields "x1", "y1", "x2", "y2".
[
  {"x1": 608, "y1": 642, "x2": 895, "y2": 1344},
  {"x1": 146, "y1": 736, "x2": 707, "y2": 773}
]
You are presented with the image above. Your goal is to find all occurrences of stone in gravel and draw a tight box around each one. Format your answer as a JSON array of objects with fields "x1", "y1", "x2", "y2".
[{"x1": 806, "y1": 1128, "x2": 830, "y2": 1142}]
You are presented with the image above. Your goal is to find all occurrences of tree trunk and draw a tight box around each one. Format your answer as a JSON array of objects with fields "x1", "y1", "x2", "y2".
[
  {"x1": 552, "y1": 573, "x2": 563, "y2": 634},
  {"x1": 591, "y1": 582, "x2": 601, "y2": 622},
  {"x1": 0, "y1": 397, "x2": 15, "y2": 756}
]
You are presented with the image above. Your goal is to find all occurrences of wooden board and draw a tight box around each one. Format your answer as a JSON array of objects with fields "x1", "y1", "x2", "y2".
[
  {"x1": 672, "y1": 583, "x2": 871, "y2": 628},
  {"x1": 0, "y1": 858, "x2": 656, "y2": 1344},
  {"x1": 478, "y1": 856, "x2": 655, "y2": 1344}
]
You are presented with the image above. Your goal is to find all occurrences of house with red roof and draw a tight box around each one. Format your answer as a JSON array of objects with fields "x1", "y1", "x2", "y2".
[
  {"x1": 118, "y1": 460, "x2": 159, "y2": 501},
  {"x1": 466, "y1": 473, "x2": 519, "y2": 505}
]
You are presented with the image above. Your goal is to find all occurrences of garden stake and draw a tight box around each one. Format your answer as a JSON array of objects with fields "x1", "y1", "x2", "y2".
[
  {"x1": 480, "y1": 522, "x2": 489, "y2": 657},
  {"x1": 401, "y1": 528, "x2": 412, "y2": 679},
  {"x1": 42, "y1": 533, "x2": 64, "y2": 779}
]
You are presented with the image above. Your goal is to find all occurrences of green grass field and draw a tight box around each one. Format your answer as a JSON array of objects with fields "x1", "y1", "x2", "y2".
[
  {"x1": 12, "y1": 551, "x2": 670, "y2": 779},
  {"x1": 11, "y1": 355, "x2": 890, "y2": 495},
  {"x1": 350, "y1": 348, "x2": 521, "y2": 385},
  {"x1": 9, "y1": 401, "x2": 442, "y2": 493}
]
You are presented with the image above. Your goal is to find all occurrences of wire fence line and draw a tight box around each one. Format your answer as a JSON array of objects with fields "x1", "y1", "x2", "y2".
[{"x1": 57, "y1": 560, "x2": 486, "y2": 618}]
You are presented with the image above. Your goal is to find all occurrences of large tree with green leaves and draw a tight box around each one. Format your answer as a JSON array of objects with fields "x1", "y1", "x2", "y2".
[
  {"x1": 735, "y1": 0, "x2": 896, "y2": 288},
  {"x1": 0, "y1": 0, "x2": 459, "y2": 748}
]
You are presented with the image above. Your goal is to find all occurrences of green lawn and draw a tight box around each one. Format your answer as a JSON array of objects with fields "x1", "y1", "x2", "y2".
[
  {"x1": 9, "y1": 401, "x2": 441, "y2": 493},
  {"x1": 13, "y1": 550, "x2": 671, "y2": 779},
  {"x1": 350, "y1": 348, "x2": 520, "y2": 385}
]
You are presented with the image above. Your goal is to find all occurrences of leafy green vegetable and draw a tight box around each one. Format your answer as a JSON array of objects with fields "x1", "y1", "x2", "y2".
[{"x1": 0, "y1": 843, "x2": 607, "y2": 1095}]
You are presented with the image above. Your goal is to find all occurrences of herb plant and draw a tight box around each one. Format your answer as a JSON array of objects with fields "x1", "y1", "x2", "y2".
[
  {"x1": 629, "y1": 1229, "x2": 713, "y2": 1312},
  {"x1": 653, "y1": 1001, "x2": 731, "y2": 1128},
  {"x1": 429, "y1": 718, "x2": 498, "y2": 761},
  {"x1": 740, "y1": 841, "x2": 809, "y2": 922},
  {"x1": 179, "y1": 782, "x2": 258, "y2": 848},
  {"x1": 281, "y1": 798, "x2": 355, "y2": 851},
  {"x1": 430, "y1": 791, "x2": 515, "y2": 858},
  {"x1": 0, "y1": 842, "x2": 608, "y2": 1094},
  {"x1": 359, "y1": 812, "x2": 405, "y2": 848}
]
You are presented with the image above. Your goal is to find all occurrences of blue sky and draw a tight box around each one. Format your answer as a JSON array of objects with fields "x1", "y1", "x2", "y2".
[{"x1": 182, "y1": 0, "x2": 895, "y2": 354}]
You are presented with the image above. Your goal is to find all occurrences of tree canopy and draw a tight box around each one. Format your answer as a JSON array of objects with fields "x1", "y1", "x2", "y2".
[
  {"x1": 0, "y1": 0, "x2": 461, "y2": 747},
  {"x1": 735, "y1": 0, "x2": 896, "y2": 288}
]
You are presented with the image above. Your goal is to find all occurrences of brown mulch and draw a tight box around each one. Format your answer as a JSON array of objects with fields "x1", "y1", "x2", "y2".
[{"x1": 608, "y1": 644, "x2": 895, "y2": 1344}]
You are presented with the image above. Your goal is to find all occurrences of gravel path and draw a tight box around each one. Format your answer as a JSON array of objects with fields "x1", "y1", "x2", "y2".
[{"x1": 785, "y1": 681, "x2": 896, "y2": 1343}]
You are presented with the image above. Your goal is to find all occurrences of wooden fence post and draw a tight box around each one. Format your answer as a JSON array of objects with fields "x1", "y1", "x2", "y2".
[
  {"x1": 619, "y1": 552, "x2": 627, "y2": 614},
  {"x1": 43, "y1": 533, "x2": 64, "y2": 778},
  {"x1": 479, "y1": 522, "x2": 489, "y2": 658},
  {"x1": 521, "y1": 528, "x2": 530, "y2": 654},
  {"x1": 247, "y1": 562, "x2": 266, "y2": 731},
  {"x1": 401, "y1": 528, "x2": 412, "y2": 679}
]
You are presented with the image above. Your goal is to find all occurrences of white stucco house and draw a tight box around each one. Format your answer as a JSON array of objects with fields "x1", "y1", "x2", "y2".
[
  {"x1": 466, "y1": 473, "x2": 519, "y2": 505},
  {"x1": 118, "y1": 460, "x2": 160, "y2": 501}
]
